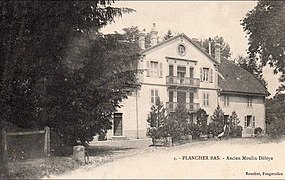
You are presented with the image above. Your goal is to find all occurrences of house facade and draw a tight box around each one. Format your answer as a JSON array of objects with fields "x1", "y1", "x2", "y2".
[{"x1": 106, "y1": 25, "x2": 268, "y2": 139}]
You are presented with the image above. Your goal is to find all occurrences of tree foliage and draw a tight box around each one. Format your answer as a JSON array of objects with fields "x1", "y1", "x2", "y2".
[
  {"x1": 147, "y1": 97, "x2": 167, "y2": 128},
  {"x1": 241, "y1": 1, "x2": 285, "y2": 84},
  {"x1": 235, "y1": 55, "x2": 267, "y2": 87},
  {"x1": 166, "y1": 104, "x2": 190, "y2": 141},
  {"x1": 114, "y1": 26, "x2": 152, "y2": 48},
  {"x1": 209, "y1": 105, "x2": 225, "y2": 136},
  {"x1": 163, "y1": 30, "x2": 174, "y2": 40},
  {"x1": 198, "y1": 36, "x2": 232, "y2": 59},
  {"x1": 0, "y1": 1, "x2": 138, "y2": 148},
  {"x1": 266, "y1": 93, "x2": 285, "y2": 124}
]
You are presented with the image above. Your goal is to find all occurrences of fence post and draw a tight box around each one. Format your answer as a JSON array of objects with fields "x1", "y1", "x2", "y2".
[
  {"x1": 1, "y1": 127, "x2": 9, "y2": 178},
  {"x1": 44, "y1": 126, "x2": 50, "y2": 157}
]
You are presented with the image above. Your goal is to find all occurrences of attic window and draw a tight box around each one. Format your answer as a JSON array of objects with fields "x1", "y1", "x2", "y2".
[{"x1": 177, "y1": 44, "x2": 186, "y2": 56}]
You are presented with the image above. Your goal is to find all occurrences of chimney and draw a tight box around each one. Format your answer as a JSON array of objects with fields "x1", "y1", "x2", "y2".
[
  {"x1": 215, "y1": 43, "x2": 222, "y2": 63},
  {"x1": 150, "y1": 23, "x2": 158, "y2": 46},
  {"x1": 208, "y1": 38, "x2": 212, "y2": 56},
  {"x1": 139, "y1": 33, "x2": 145, "y2": 50}
]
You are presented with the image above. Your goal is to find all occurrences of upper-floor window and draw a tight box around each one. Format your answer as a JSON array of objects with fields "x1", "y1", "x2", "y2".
[
  {"x1": 224, "y1": 95, "x2": 229, "y2": 107},
  {"x1": 200, "y1": 67, "x2": 213, "y2": 82},
  {"x1": 203, "y1": 92, "x2": 209, "y2": 106},
  {"x1": 146, "y1": 61, "x2": 163, "y2": 78},
  {"x1": 247, "y1": 97, "x2": 252, "y2": 107},
  {"x1": 203, "y1": 68, "x2": 209, "y2": 81},
  {"x1": 178, "y1": 44, "x2": 186, "y2": 56},
  {"x1": 151, "y1": 89, "x2": 159, "y2": 105}
]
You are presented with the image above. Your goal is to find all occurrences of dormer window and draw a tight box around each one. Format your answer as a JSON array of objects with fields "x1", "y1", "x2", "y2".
[{"x1": 177, "y1": 44, "x2": 186, "y2": 56}]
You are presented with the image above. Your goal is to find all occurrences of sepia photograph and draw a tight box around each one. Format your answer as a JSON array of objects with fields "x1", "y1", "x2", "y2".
[{"x1": 0, "y1": 1, "x2": 285, "y2": 179}]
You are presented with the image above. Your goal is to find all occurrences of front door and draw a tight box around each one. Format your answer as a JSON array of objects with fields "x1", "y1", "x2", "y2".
[
  {"x1": 177, "y1": 91, "x2": 186, "y2": 107},
  {"x1": 113, "y1": 113, "x2": 123, "y2": 136}
]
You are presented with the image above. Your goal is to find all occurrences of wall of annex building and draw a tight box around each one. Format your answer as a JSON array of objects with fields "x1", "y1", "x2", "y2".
[{"x1": 218, "y1": 93, "x2": 266, "y2": 136}]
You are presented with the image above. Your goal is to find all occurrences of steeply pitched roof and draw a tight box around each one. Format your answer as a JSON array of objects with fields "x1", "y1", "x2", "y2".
[
  {"x1": 140, "y1": 33, "x2": 220, "y2": 64},
  {"x1": 218, "y1": 57, "x2": 269, "y2": 96}
]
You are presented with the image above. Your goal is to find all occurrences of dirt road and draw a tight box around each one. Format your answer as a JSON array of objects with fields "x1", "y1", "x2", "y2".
[{"x1": 49, "y1": 138, "x2": 285, "y2": 179}]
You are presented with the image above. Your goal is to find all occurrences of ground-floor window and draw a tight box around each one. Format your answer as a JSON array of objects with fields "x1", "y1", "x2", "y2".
[
  {"x1": 244, "y1": 115, "x2": 255, "y2": 128},
  {"x1": 113, "y1": 113, "x2": 123, "y2": 136}
]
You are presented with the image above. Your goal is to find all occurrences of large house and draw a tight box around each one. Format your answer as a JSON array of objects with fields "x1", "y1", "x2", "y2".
[{"x1": 106, "y1": 24, "x2": 268, "y2": 140}]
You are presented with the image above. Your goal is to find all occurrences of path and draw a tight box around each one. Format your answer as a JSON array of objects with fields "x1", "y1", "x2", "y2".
[{"x1": 49, "y1": 138, "x2": 285, "y2": 179}]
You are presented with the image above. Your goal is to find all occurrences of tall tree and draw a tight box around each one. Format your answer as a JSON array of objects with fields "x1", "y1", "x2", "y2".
[
  {"x1": 241, "y1": 1, "x2": 285, "y2": 86},
  {"x1": 0, "y1": 2, "x2": 139, "y2": 172},
  {"x1": 199, "y1": 36, "x2": 232, "y2": 59}
]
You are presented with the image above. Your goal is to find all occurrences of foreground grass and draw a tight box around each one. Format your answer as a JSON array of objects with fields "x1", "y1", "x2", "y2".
[
  {"x1": 8, "y1": 157, "x2": 79, "y2": 179},
  {"x1": 7, "y1": 136, "x2": 284, "y2": 179}
]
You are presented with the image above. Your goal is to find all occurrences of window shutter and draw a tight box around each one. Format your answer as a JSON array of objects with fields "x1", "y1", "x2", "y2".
[
  {"x1": 155, "y1": 90, "x2": 159, "y2": 105},
  {"x1": 159, "y1": 62, "x2": 163, "y2": 78},
  {"x1": 227, "y1": 96, "x2": 230, "y2": 106},
  {"x1": 207, "y1": 93, "x2": 210, "y2": 106},
  {"x1": 253, "y1": 116, "x2": 255, "y2": 127},
  {"x1": 210, "y1": 69, "x2": 213, "y2": 83},
  {"x1": 149, "y1": 89, "x2": 154, "y2": 103},
  {"x1": 146, "y1": 61, "x2": 150, "y2": 77},
  {"x1": 194, "y1": 91, "x2": 199, "y2": 99},
  {"x1": 200, "y1": 67, "x2": 203, "y2": 82},
  {"x1": 244, "y1": 116, "x2": 247, "y2": 128}
]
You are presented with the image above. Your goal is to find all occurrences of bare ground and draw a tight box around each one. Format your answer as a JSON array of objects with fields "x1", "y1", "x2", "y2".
[{"x1": 47, "y1": 137, "x2": 285, "y2": 179}]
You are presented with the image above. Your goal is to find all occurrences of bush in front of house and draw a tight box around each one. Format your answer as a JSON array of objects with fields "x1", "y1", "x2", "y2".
[
  {"x1": 196, "y1": 108, "x2": 208, "y2": 136},
  {"x1": 208, "y1": 105, "x2": 225, "y2": 137},
  {"x1": 166, "y1": 103, "x2": 190, "y2": 142},
  {"x1": 228, "y1": 111, "x2": 241, "y2": 138},
  {"x1": 188, "y1": 123, "x2": 201, "y2": 140},
  {"x1": 254, "y1": 127, "x2": 263, "y2": 135},
  {"x1": 146, "y1": 97, "x2": 168, "y2": 142},
  {"x1": 235, "y1": 125, "x2": 243, "y2": 137}
]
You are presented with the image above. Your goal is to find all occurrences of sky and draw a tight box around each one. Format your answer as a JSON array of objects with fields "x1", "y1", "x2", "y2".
[{"x1": 101, "y1": 1, "x2": 281, "y2": 97}]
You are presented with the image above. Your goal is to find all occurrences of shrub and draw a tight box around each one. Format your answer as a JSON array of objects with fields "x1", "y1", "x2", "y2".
[
  {"x1": 228, "y1": 111, "x2": 240, "y2": 138},
  {"x1": 235, "y1": 125, "x2": 243, "y2": 137},
  {"x1": 209, "y1": 105, "x2": 224, "y2": 137},
  {"x1": 254, "y1": 127, "x2": 263, "y2": 135},
  {"x1": 196, "y1": 108, "x2": 208, "y2": 135},
  {"x1": 188, "y1": 123, "x2": 201, "y2": 140},
  {"x1": 208, "y1": 122, "x2": 219, "y2": 137}
]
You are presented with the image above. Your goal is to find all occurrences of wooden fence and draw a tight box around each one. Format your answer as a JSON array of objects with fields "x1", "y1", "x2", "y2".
[{"x1": 0, "y1": 126, "x2": 50, "y2": 177}]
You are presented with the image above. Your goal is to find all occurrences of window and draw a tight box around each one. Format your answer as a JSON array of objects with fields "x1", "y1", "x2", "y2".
[
  {"x1": 189, "y1": 67, "x2": 194, "y2": 79},
  {"x1": 151, "y1": 89, "x2": 159, "y2": 104},
  {"x1": 203, "y1": 68, "x2": 209, "y2": 81},
  {"x1": 247, "y1": 97, "x2": 252, "y2": 107},
  {"x1": 177, "y1": 66, "x2": 186, "y2": 84},
  {"x1": 150, "y1": 61, "x2": 158, "y2": 77},
  {"x1": 169, "y1": 65, "x2": 174, "y2": 76},
  {"x1": 146, "y1": 61, "x2": 162, "y2": 78},
  {"x1": 178, "y1": 44, "x2": 186, "y2": 56},
  {"x1": 244, "y1": 115, "x2": 255, "y2": 128},
  {"x1": 200, "y1": 68, "x2": 213, "y2": 82},
  {"x1": 203, "y1": 92, "x2": 209, "y2": 106},
  {"x1": 224, "y1": 95, "x2": 229, "y2": 106},
  {"x1": 189, "y1": 92, "x2": 194, "y2": 103}
]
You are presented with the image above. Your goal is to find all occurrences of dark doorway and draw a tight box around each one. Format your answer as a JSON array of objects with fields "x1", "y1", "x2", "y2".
[{"x1": 113, "y1": 113, "x2": 123, "y2": 136}]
